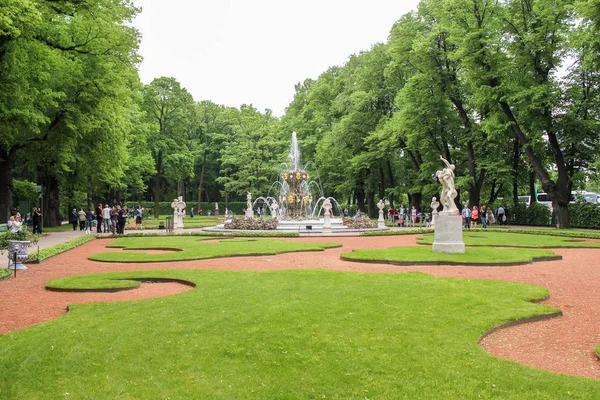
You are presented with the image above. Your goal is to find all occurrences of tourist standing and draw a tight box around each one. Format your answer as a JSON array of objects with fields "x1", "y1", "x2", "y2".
[
  {"x1": 32, "y1": 207, "x2": 42, "y2": 234},
  {"x1": 480, "y1": 205, "x2": 487, "y2": 228},
  {"x1": 95, "y1": 203, "x2": 103, "y2": 233},
  {"x1": 190, "y1": 207, "x2": 194, "y2": 218},
  {"x1": 117, "y1": 206, "x2": 127, "y2": 234},
  {"x1": 410, "y1": 206, "x2": 418, "y2": 227},
  {"x1": 461, "y1": 204, "x2": 472, "y2": 229},
  {"x1": 135, "y1": 206, "x2": 143, "y2": 230},
  {"x1": 471, "y1": 206, "x2": 479, "y2": 228},
  {"x1": 102, "y1": 204, "x2": 111, "y2": 233},
  {"x1": 486, "y1": 207, "x2": 495, "y2": 225},
  {"x1": 78, "y1": 208, "x2": 86, "y2": 231},
  {"x1": 110, "y1": 206, "x2": 118, "y2": 234},
  {"x1": 70, "y1": 209, "x2": 78, "y2": 230}
]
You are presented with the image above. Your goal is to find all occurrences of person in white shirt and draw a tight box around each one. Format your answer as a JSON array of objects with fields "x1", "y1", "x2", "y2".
[
  {"x1": 8, "y1": 216, "x2": 23, "y2": 233},
  {"x1": 102, "y1": 204, "x2": 112, "y2": 233}
]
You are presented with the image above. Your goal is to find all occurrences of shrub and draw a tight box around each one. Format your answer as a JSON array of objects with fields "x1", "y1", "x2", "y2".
[
  {"x1": 123, "y1": 201, "x2": 249, "y2": 216},
  {"x1": 342, "y1": 217, "x2": 377, "y2": 229},
  {"x1": 509, "y1": 202, "x2": 552, "y2": 226},
  {"x1": 24, "y1": 235, "x2": 95, "y2": 263},
  {"x1": 224, "y1": 217, "x2": 278, "y2": 230},
  {"x1": 568, "y1": 202, "x2": 600, "y2": 229}
]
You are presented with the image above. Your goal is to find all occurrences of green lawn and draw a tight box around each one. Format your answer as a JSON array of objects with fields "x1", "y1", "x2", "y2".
[
  {"x1": 88, "y1": 236, "x2": 341, "y2": 262},
  {"x1": 2, "y1": 269, "x2": 599, "y2": 399},
  {"x1": 126, "y1": 215, "x2": 221, "y2": 230},
  {"x1": 342, "y1": 246, "x2": 559, "y2": 265},
  {"x1": 417, "y1": 231, "x2": 600, "y2": 248}
]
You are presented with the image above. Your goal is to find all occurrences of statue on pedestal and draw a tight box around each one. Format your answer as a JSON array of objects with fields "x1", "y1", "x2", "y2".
[
  {"x1": 322, "y1": 198, "x2": 332, "y2": 230},
  {"x1": 170, "y1": 196, "x2": 186, "y2": 229},
  {"x1": 246, "y1": 192, "x2": 254, "y2": 218},
  {"x1": 377, "y1": 199, "x2": 386, "y2": 228},
  {"x1": 430, "y1": 196, "x2": 440, "y2": 227},
  {"x1": 435, "y1": 156, "x2": 458, "y2": 214},
  {"x1": 269, "y1": 201, "x2": 279, "y2": 219}
]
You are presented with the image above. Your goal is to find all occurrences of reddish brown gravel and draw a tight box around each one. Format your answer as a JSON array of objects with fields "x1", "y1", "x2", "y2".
[{"x1": 0, "y1": 236, "x2": 599, "y2": 379}]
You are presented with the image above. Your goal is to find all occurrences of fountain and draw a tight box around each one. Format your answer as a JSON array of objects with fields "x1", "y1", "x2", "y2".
[{"x1": 206, "y1": 132, "x2": 387, "y2": 235}]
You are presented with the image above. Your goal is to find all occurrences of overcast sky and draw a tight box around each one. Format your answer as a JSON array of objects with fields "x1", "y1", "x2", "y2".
[{"x1": 132, "y1": 0, "x2": 420, "y2": 117}]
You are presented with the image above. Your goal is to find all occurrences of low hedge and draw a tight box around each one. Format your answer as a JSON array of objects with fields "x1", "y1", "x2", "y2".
[
  {"x1": 361, "y1": 228, "x2": 435, "y2": 236},
  {"x1": 568, "y1": 202, "x2": 600, "y2": 229},
  {"x1": 510, "y1": 202, "x2": 552, "y2": 226},
  {"x1": 123, "y1": 201, "x2": 249, "y2": 216},
  {"x1": 25, "y1": 235, "x2": 96, "y2": 263},
  {"x1": 106, "y1": 231, "x2": 300, "y2": 238}
]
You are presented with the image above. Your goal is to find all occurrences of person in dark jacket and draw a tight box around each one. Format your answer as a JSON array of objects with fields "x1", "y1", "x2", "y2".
[
  {"x1": 95, "y1": 203, "x2": 103, "y2": 233},
  {"x1": 70, "y1": 209, "x2": 78, "y2": 230}
]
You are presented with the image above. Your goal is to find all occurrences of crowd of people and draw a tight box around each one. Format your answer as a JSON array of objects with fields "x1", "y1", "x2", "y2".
[
  {"x1": 70, "y1": 204, "x2": 146, "y2": 234},
  {"x1": 7, "y1": 207, "x2": 42, "y2": 234},
  {"x1": 386, "y1": 205, "x2": 422, "y2": 227},
  {"x1": 460, "y1": 204, "x2": 507, "y2": 229}
]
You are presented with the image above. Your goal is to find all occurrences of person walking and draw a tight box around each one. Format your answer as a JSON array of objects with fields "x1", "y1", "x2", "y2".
[
  {"x1": 85, "y1": 208, "x2": 94, "y2": 234},
  {"x1": 135, "y1": 206, "x2": 143, "y2": 230},
  {"x1": 102, "y1": 204, "x2": 112, "y2": 233},
  {"x1": 471, "y1": 206, "x2": 479, "y2": 228},
  {"x1": 480, "y1": 205, "x2": 487, "y2": 229},
  {"x1": 461, "y1": 204, "x2": 472, "y2": 229},
  {"x1": 70, "y1": 208, "x2": 78, "y2": 230},
  {"x1": 78, "y1": 208, "x2": 86, "y2": 231}
]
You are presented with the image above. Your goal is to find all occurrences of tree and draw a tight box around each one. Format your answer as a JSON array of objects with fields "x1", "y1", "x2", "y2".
[{"x1": 142, "y1": 77, "x2": 195, "y2": 217}]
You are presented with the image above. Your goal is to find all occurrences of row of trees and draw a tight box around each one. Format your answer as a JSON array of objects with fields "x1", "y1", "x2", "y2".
[
  {"x1": 283, "y1": 0, "x2": 600, "y2": 227},
  {"x1": 2, "y1": 0, "x2": 599, "y2": 228}
]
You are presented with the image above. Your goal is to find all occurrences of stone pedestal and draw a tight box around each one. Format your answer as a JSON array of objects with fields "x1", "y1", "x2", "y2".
[
  {"x1": 245, "y1": 209, "x2": 254, "y2": 218},
  {"x1": 432, "y1": 214, "x2": 465, "y2": 253},
  {"x1": 378, "y1": 209, "x2": 385, "y2": 228}
]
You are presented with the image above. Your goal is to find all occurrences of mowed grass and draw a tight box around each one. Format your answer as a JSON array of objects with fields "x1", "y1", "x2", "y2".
[
  {"x1": 127, "y1": 215, "x2": 221, "y2": 230},
  {"x1": 88, "y1": 236, "x2": 341, "y2": 262},
  {"x1": 2, "y1": 270, "x2": 599, "y2": 399},
  {"x1": 417, "y1": 231, "x2": 600, "y2": 248},
  {"x1": 342, "y1": 246, "x2": 559, "y2": 265}
]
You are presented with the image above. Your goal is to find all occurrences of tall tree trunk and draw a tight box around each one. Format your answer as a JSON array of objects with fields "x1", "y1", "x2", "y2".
[
  {"x1": 356, "y1": 181, "x2": 366, "y2": 214},
  {"x1": 386, "y1": 161, "x2": 395, "y2": 207},
  {"x1": 367, "y1": 191, "x2": 375, "y2": 218},
  {"x1": 378, "y1": 166, "x2": 385, "y2": 201},
  {"x1": 39, "y1": 169, "x2": 61, "y2": 227},
  {"x1": 512, "y1": 138, "x2": 520, "y2": 205},
  {"x1": 528, "y1": 170, "x2": 536, "y2": 205},
  {"x1": 411, "y1": 192, "x2": 422, "y2": 211},
  {"x1": 197, "y1": 150, "x2": 207, "y2": 209},
  {"x1": 0, "y1": 147, "x2": 16, "y2": 222},
  {"x1": 154, "y1": 152, "x2": 162, "y2": 218}
]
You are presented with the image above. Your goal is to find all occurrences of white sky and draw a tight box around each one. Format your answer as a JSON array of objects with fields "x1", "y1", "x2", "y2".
[{"x1": 132, "y1": 0, "x2": 420, "y2": 117}]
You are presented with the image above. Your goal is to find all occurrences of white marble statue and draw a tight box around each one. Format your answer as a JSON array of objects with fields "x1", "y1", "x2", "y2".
[
  {"x1": 269, "y1": 201, "x2": 279, "y2": 219},
  {"x1": 377, "y1": 199, "x2": 385, "y2": 228},
  {"x1": 322, "y1": 198, "x2": 332, "y2": 231},
  {"x1": 170, "y1": 196, "x2": 186, "y2": 229},
  {"x1": 246, "y1": 192, "x2": 254, "y2": 218},
  {"x1": 430, "y1": 196, "x2": 440, "y2": 227},
  {"x1": 436, "y1": 156, "x2": 458, "y2": 214}
]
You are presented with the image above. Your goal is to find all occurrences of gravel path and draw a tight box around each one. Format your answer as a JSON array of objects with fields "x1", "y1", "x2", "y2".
[{"x1": 1, "y1": 235, "x2": 599, "y2": 379}]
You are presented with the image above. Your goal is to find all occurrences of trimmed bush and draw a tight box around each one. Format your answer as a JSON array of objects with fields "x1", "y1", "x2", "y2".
[
  {"x1": 510, "y1": 202, "x2": 552, "y2": 226},
  {"x1": 568, "y1": 202, "x2": 600, "y2": 229},
  {"x1": 224, "y1": 217, "x2": 278, "y2": 230},
  {"x1": 25, "y1": 235, "x2": 96, "y2": 263},
  {"x1": 123, "y1": 201, "x2": 249, "y2": 216}
]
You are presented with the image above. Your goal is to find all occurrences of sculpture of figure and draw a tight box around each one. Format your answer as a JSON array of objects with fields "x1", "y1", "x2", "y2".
[
  {"x1": 430, "y1": 197, "x2": 440, "y2": 214},
  {"x1": 246, "y1": 192, "x2": 252, "y2": 210},
  {"x1": 171, "y1": 196, "x2": 186, "y2": 229},
  {"x1": 377, "y1": 199, "x2": 385, "y2": 211},
  {"x1": 436, "y1": 156, "x2": 458, "y2": 214},
  {"x1": 269, "y1": 201, "x2": 279, "y2": 219},
  {"x1": 323, "y1": 198, "x2": 332, "y2": 217}
]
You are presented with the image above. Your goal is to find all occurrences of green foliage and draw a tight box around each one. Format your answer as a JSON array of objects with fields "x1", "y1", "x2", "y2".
[
  {"x1": 11, "y1": 179, "x2": 38, "y2": 205},
  {"x1": 510, "y1": 203, "x2": 552, "y2": 226},
  {"x1": 6, "y1": 269, "x2": 599, "y2": 398},
  {"x1": 123, "y1": 201, "x2": 249, "y2": 216},
  {"x1": 24, "y1": 235, "x2": 95, "y2": 263},
  {"x1": 360, "y1": 228, "x2": 434, "y2": 236},
  {"x1": 568, "y1": 203, "x2": 600, "y2": 229},
  {"x1": 417, "y1": 231, "x2": 600, "y2": 248},
  {"x1": 88, "y1": 237, "x2": 340, "y2": 263},
  {"x1": 342, "y1": 246, "x2": 558, "y2": 265}
]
